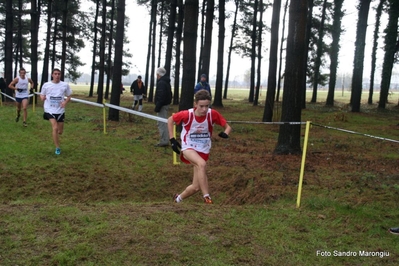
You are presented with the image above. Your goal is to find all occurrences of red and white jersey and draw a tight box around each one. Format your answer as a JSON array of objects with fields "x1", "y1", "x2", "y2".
[
  {"x1": 181, "y1": 108, "x2": 212, "y2": 153},
  {"x1": 172, "y1": 108, "x2": 227, "y2": 154}
]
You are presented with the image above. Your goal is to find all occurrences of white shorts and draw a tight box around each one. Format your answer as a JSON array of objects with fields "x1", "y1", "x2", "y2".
[{"x1": 133, "y1": 95, "x2": 143, "y2": 101}]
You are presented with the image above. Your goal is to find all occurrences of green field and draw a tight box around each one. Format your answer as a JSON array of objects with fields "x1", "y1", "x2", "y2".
[{"x1": 1, "y1": 88, "x2": 398, "y2": 265}]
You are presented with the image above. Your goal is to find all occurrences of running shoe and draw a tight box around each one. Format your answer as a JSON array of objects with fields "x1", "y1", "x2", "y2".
[
  {"x1": 16, "y1": 114, "x2": 20, "y2": 122},
  {"x1": 389, "y1": 227, "x2": 399, "y2": 235},
  {"x1": 203, "y1": 196, "x2": 213, "y2": 204},
  {"x1": 23, "y1": 122, "x2": 27, "y2": 127},
  {"x1": 173, "y1": 194, "x2": 179, "y2": 203},
  {"x1": 55, "y1": 148, "x2": 61, "y2": 155}
]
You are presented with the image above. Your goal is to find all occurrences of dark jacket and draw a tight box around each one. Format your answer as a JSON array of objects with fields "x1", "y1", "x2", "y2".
[
  {"x1": 154, "y1": 75, "x2": 172, "y2": 112},
  {"x1": 130, "y1": 79, "x2": 146, "y2": 95},
  {"x1": 194, "y1": 81, "x2": 211, "y2": 98}
]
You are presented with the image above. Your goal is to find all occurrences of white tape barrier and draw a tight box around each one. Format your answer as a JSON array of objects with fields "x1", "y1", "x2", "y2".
[
  {"x1": 0, "y1": 91, "x2": 35, "y2": 100},
  {"x1": 32, "y1": 92, "x2": 167, "y2": 123},
  {"x1": 312, "y1": 123, "x2": 399, "y2": 144},
  {"x1": 0, "y1": 91, "x2": 16, "y2": 101},
  {"x1": 104, "y1": 103, "x2": 168, "y2": 123}
]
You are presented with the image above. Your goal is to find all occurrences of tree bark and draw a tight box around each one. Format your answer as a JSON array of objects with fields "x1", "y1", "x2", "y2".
[
  {"x1": 274, "y1": 0, "x2": 308, "y2": 155},
  {"x1": 108, "y1": 0, "x2": 125, "y2": 121},
  {"x1": 378, "y1": 0, "x2": 399, "y2": 109},
  {"x1": 263, "y1": 0, "x2": 282, "y2": 121},
  {"x1": 326, "y1": 0, "x2": 344, "y2": 106},
  {"x1": 179, "y1": 0, "x2": 198, "y2": 111},
  {"x1": 351, "y1": 0, "x2": 371, "y2": 112},
  {"x1": 213, "y1": 0, "x2": 225, "y2": 107}
]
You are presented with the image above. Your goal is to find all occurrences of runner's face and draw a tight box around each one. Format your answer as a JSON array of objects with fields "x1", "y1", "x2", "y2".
[
  {"x1": 19, "y1": 70, "x2": 26, "y2": 78},
  {"x1": 52, "y1": 71, "x2": 61, "y2": 82},
  {"x1": 194, "y1": 100, "x2": 210, "y2": 116}
]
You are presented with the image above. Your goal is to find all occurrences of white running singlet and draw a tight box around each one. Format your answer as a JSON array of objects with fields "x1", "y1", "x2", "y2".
[
  {"x1": 181, "y1": 108, "x2": 213, "y2": 154},
  {"x1": 15, "y1": 76, "x2": 29, "y2": 98}
]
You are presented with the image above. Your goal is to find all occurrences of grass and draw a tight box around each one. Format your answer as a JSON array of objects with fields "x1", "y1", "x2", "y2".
[{"x1": 1, "y1": 88, "x2": 399, "y2": 265}]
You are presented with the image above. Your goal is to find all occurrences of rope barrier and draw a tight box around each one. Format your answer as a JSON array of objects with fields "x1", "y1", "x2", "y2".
[
  {"x1": 311, "y1": 123, "x2": 399, "y2": 144},
  {"x1": 103, "y1": 103, "x2": 167, "y2": 123},
  {"x1": 0, "y1": 91, "x2": 16, "y2": 101}
]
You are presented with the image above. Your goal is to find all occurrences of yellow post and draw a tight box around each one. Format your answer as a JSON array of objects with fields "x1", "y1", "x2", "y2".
[
  {"x1": 103, "y1": 99, "x2": 107, "y2": 134},
  {"x1": 173, "y1": 118, "x2": 180, "y2": 165},
  {"x1": 296, "y1": 121, "x2": 311, "y2": 208}
]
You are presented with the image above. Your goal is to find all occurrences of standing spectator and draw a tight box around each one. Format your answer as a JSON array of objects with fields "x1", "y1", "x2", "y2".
[
  {"x1": 167, "y1": 89, "x2": 232, "y2": 204},
  {"x1": 154, "y1": 67, "x2": 172, "y2": 147},
  {"x1": 40, "y1": 68, "x2": 72, "y2": 155},
  {"x1": 194, "y1": 74, "x2": 212, "y2": 99},
  {"x1": 0, "y1": 77, "x2": 6, "y2": 102},
  {"x1": 130, "y1": 75, "x2": 146, "y2": 111},
  {"x1": 8, "y1": 68, "x2": 34, "y2": 127}
]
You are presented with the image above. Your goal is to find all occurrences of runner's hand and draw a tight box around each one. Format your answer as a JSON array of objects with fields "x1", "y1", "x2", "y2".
[
  {"x1": 218, "y1": 132, "x2": 229, "y2": 139},
  {"x1": 169, "y1": 138, "x2": 181, "y2": 154}
]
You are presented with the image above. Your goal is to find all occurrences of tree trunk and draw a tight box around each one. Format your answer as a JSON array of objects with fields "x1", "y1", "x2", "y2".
[
  {"x1": 197, "y1": 0, "x2": 206, "y2": 80},
  {"x1": 274, "y1": 0, "x2": 308, "y2": 155},
  {"x1": 249, "y1": 0, "x2": 258, "y2": 103},
  {"x1": 223, "y1": 0, "x2": 239, "y2": 100},
  {"x1": 378, "y1": 0, "x2": 399, "y2": 109},
  {"x1": 173, "y1": 0, "x2": 184, "y2": 105},
  {"x1": 5, "y1": 0, "x2": 14, "y2": 99},
  {"x1": 29, "y1": 0, "x2": 39, "y2": 104},
  {"x1": 157, "y1": 0, "x2": 164, "y2": 68},
  {"x1": 351, "y1": 0, "x2": 371, "y2": 112},
  {"x1": 213, "y1": 0, "x2": 225, "y2": 107},
  {"x1": 310, "y1": 0, "x2": 327, "y2": 103},
  {"x1": 96, "y1": 0, "x2": 107, "y2": 104},
  {"x1": 199, "y1": 0, "x2": 214, "y2": 80},
  {"x1": 61, "y1": 0, "x2": 68, "y2": 80},
  {"x1": 144, "y1": 0, "x2": 155, "y2": 102},
  {"x1": 301, "y1": 0, "x2": 314, "y2": 109},
  {"x1": 148, "y1": 0, "x2": 157, "y2": 103},
  {"x1": 105, "y1": 0, "x2": 115, "y2": 100},
  {"x1": 89, "y1": 0, "x2": 100, "y2": 97},
  {"x1": 326, "y1": 0, "x2": 344, "y2": 106},
  {"x1": 164, "y1": 0, "x2": 177, "y2": 75},
  {"x1": 276, "y1": 0, "x2": 289, "y2": 103},
  {"x1": 40, "y1": 0, "x2": 52, "y2": 91},
  {"x1": 369, "y1": 0, "x2": 385, "y2": 104},
  {"x1": 254, "y1": 0, "x2": 264, "y2": 107},
  {"x1": 108, "y1": 0, "x2": 125, "y2": 121},
  {"x1": 179, "y1": 0, "x2": 198, "y2": 111},
  {"x1": 263, "y1": 0, "x2": 281, "y2": 121}
]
